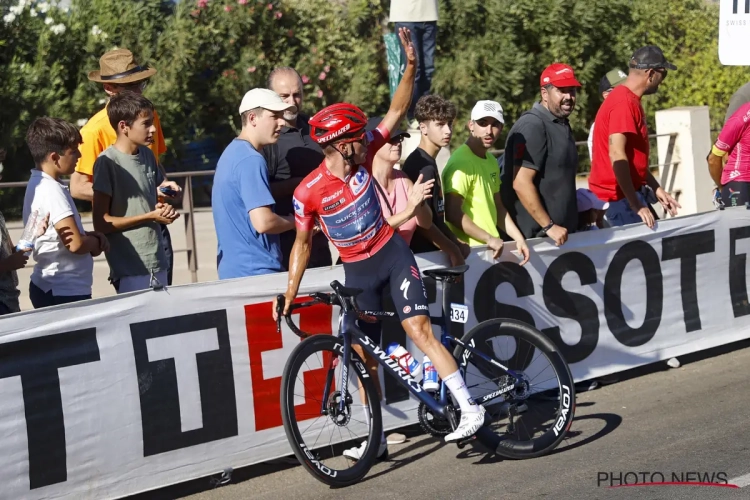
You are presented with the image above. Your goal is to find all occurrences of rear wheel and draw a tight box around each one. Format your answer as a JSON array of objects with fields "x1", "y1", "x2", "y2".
[
  {"x1": 453, "y1": 318, "x2": 575, "y2": 459},
  {"x1": 281, "y1": 334, "x2": 382, "y2": 486}
]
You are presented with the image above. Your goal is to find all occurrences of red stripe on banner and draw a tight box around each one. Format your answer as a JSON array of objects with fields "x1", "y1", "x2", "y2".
[{"x1": 245, "y1": 299, "x2": 334, "y2": 431}]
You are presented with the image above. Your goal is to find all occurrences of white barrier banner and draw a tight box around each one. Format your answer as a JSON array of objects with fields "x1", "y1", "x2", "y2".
[{"x1": 2, "y1": 208, "x2": 750, "y2": 499}]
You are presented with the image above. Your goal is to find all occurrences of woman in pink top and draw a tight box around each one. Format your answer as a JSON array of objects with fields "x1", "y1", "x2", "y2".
[
  {"x1": 369, "y1": 125, "x2": 432, "y2": 245},
  {"x1": 708, "y1": 102, "x2": 750, "y2": 207}
]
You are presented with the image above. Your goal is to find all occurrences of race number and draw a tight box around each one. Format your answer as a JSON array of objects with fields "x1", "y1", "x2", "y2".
[{"x1": 450, "y1": 303, "x2": 468, "y2": 324}]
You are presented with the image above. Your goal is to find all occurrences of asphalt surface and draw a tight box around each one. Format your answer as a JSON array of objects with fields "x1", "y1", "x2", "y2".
[{"x1": 133, "y1": 339, "x2": 750, "y2": 500}]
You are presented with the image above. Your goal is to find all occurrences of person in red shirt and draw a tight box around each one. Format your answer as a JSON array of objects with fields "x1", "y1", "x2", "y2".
[
  {"x1": 274, "y1": 28, "x2": 487, "y2": 456},
  {"x1": 588, "y1": 46, "x2": 680, "y2": 228}
]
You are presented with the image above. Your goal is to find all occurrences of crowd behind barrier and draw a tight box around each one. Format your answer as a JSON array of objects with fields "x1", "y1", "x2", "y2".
[{"x1": 0, "y1": 207, "x2": 748, "y2": 499}]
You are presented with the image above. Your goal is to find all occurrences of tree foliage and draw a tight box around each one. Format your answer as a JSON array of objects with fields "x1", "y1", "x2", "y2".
[{"x1": 0, "y1": 0, "x2": 747, "y2": 210}]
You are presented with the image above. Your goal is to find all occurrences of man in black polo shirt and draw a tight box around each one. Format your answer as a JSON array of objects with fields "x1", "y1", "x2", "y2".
[
  {"x1": 501, "y1": 63, "x2": 580, "y2": 247},
  {"x1": 262, "y1": 67, "x2": 332, "y2": 268},
  {"x1": 402, "y1": 95, "x2": 468, "y2": 262}
]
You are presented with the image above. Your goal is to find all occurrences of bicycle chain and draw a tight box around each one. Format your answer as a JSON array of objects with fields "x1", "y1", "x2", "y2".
[{"x1": 417, "y1": 401, "x2": 459, "y2": 437}]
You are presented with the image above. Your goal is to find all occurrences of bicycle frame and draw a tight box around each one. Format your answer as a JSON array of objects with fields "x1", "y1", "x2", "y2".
[{"x1": 279, "y1": 279, "x2": 524, "y2": 419}]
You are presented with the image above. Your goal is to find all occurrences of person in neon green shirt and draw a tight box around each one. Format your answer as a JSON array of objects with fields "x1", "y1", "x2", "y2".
[{"x1": 443, "y1": 100, "x2": 529, "y2": 263}]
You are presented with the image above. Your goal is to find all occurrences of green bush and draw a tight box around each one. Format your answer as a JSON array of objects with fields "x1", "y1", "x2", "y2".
[{"x1": 0, "y1": 0, "x2": 747, "y2": 216}]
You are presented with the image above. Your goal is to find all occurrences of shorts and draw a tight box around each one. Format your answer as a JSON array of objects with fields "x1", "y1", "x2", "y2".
[
  {"x1": 720, "y1": 181, "x2": 750, "y2": 207},
  {"x1": 604, "y1": 188, "x2": 659, "y2": 227},
  {"x1": 342, "y1": 234, "x2": 428, "y2": 343}
]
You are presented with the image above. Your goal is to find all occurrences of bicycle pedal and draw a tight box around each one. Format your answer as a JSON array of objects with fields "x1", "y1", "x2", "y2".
[{"x1": 455, "y1": 435, "x2": 477, "y2": 449}]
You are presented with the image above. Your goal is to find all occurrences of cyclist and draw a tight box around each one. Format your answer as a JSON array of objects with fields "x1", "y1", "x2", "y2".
[{"x1": 273, "y1": 27, "x2": 487, "y2": 459}]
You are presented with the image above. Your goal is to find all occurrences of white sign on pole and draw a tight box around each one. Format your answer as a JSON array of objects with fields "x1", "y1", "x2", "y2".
[{"x1": 719, "y1": 0, "x2": 750, "y2": 65}]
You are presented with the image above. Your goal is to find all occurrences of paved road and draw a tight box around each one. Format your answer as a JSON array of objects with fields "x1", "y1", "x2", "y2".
[{"x1": 129, "y1": 340, "x2": 750, "y2": 500}]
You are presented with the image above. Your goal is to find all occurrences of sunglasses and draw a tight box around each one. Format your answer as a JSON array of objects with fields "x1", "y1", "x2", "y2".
[{"x1": 389, "y1": 136, "x2": 406, "y2": 145}]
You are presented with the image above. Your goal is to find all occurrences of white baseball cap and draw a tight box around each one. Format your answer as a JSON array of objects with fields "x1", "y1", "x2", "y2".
[
  {"x1": 577, "y1": 188, "x2": 609, "y2": 212},
  {"x1": 239, "y1": 88, "x2": 297, "y2": 115},
  {"x1": 471, "y1": 100, "x2": 504, "y2": 124}
]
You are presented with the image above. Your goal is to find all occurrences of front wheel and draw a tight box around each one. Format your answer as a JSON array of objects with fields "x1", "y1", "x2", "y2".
[
  {"x1": 453, "y1": 318, "x2": 575, "y2": 459},
  {"x1": 280, "y1": 334, "x2": 382, "y2": 487}
]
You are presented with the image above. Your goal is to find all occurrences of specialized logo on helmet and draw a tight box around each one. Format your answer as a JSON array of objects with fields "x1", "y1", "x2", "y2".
[
  {"x1": 292, "y1": 197, "x2": 304, "y2": 217},
  {"x1": 318, "y1": 123, "x2": 351, "y2": 144},
  {"x1": 350, "y1": 168, "x2": 369, "y2": 195}
]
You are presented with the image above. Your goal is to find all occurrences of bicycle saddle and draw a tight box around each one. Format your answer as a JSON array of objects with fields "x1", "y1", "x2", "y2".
[{"x1": 422, "y1": 265, "x2": 470, "y2": 281}]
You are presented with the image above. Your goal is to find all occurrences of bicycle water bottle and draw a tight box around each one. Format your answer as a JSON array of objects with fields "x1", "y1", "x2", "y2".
[
  {"x1": 386, "y1": 342, "x2": 422, "y2": 378},
  {"x1": 422, "y1": 356, "x2": 439, "y2": 391},
  {"x1": 16, "y1": 210, "x2": 45, "y2": 254}
]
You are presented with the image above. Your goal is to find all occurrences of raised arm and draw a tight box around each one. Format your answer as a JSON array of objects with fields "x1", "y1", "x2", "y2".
[{"x1": 379, "y1": 27, "x2": 417, "y2": 133}]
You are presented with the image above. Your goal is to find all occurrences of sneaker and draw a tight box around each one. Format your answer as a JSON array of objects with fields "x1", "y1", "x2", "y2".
[
  {"x1": 386, "y1": 432, "x2": 406, "y2": 445},
  {"x1": 343, "y1": 439, "x2": 388, "y2": 461},
  {"x1": 445, "y1": 406, "x2": 486, "y2": 443}
]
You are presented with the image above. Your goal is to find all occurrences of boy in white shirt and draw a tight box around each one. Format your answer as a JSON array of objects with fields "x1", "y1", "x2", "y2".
[{"x1": 23, "y1": 117, "x2": 109, "y2": 308}]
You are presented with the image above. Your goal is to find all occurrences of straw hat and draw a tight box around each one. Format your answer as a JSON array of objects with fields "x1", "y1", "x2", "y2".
[{"x1": 87, "y1": 48, "x2": 157, "y2": 84}]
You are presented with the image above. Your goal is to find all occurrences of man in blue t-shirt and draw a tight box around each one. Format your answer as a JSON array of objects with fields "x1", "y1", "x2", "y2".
[{"x1": 212, "y1": 89, "x2": 297, "y2": 279}]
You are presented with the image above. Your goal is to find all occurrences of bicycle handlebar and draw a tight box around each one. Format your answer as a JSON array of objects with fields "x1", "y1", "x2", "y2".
[{"x1": 276, "y1": 284, "x2": 377, "y2": 339}]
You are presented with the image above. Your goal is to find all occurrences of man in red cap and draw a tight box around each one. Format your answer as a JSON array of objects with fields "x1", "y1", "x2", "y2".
[
  {"x1": 588, "y1": 45, "x2": 680, "y2": 229},
  {"x1": 500, "y1": 63, "x2": 581, "y2": 246}
]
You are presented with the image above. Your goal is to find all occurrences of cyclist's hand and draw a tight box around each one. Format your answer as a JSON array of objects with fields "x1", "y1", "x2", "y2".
[
  {"x1": 487, "y1": 236, "x2": 504, "y2": 259},
  {"x1": 408, "y1": 174, "x2": 434, "y2": 209},
  {"x1": 398, "y1": 27, "x2": 417, "y2": 66},
  {"x1": 514, "y1": 240, "x2": 530, "y2": 266}
]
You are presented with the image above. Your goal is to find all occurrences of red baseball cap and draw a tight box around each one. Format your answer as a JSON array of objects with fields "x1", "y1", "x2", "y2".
[{"x1": 540, "y1": 63, "x2": 582, "y2": 88}]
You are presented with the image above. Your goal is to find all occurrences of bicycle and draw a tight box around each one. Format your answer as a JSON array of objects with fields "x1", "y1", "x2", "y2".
[{"x1": 276, "y1": 264, "x2": 575, "y2": 487}]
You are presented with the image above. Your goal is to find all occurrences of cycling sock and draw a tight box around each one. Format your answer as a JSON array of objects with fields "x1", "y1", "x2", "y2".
[{"x1": 443, "y1": 371, "x2": 480, "y2": 414}]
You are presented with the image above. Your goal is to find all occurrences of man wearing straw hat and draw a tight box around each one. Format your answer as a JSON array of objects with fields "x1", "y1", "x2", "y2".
[{"x1": 71, "y1": 48, "x2": 181, "y2": 285}]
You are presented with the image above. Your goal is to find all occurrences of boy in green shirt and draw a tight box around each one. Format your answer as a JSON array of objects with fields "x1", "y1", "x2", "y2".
[{"x1": 443, "y1": 100, "x2": 529, "y2": 263}]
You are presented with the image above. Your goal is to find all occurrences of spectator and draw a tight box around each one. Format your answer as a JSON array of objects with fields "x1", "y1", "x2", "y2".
[
  {"x1": 0, "y1": 149, "x2": 29, "y2": 315},
  {"x1": 502, "y1": 63, "x2": 581, "y2": 247},
  {"x1": 708, "y1": 102, "x2": 750, "y2": 206},
  {"x1": 443, "y1": 100, "x2": 530, "y2": 263},
  {"x1": 725, "y1": 80, "x2": 750, "y2": 124},
  {"x1": 368, "y1": 117, "x2": 439, "y2": 246},
  {"x1": 589, "y1": 45, "x2": 680, "y2": 229},
  {"x1": 212, "y1": 88, "x2": 296, "y2": 279},
  {"x1": 262, "y1": 67, "x2": 332, "y2": 269},
  {"x1": 71, "y1": 48, "x2": 180, "y2": 285},
  {"x1": 92, "y1": 91, "x2": 179, "y2": 293},
  {"x1": 389, "y1": 0, "x2": 438, "y2": 125},
  {"x1": 588, "y1": 68, "x2": 628, "y2": 160},
  {"x1": 24, "y1": 118, "x2": 109, "y2": 308},
  {"x1": 576, "y1": 188, "x2": 609, "y2": 232},
  {"x1": 402, "y1": 95, "x2": 469, "y2": 262}
]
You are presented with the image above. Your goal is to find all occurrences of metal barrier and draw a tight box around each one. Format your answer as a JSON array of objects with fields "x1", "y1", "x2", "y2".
[{"x1": 0, "y1": 132, "x2": 678, "y2": 284}]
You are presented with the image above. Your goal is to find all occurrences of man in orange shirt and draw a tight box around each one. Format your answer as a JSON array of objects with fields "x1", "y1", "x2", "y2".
[{"x1": 72, "y1": 49, "x2": 180, "y2": 285}]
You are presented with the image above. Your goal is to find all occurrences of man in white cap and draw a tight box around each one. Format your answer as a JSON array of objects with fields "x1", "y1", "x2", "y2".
[
  {"x1": 212, "y1": 88, "x2": 298, "y2": 279},
  {"x1": 443, "y1": 100, "x2": 529, "y2": 263}
]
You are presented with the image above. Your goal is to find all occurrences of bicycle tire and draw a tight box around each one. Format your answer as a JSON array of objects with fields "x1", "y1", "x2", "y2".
[
  {"x1": 281, "y1": 334, "x2": 383, "y2": 487},
  {"x1": 453, "y1": 318, "x2": 575, "y2": 459}
]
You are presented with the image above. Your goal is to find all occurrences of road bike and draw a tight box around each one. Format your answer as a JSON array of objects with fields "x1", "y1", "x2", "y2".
[{"x1": 276, "y1": 264, "x2": 575, "y2": 487}]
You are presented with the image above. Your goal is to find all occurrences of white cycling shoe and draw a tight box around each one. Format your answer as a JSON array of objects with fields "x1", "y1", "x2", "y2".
[
  {"x1": 343, "y1": 439, "x2": 388, "y2": 461},
  {"x1": 445, "y1": 406, "x2": 486, "y2": 443}
]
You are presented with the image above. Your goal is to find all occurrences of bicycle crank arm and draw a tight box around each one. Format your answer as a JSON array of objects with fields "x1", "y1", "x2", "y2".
[{"x1": 455, "y1": 435, "x2": 477, "y2": 449}]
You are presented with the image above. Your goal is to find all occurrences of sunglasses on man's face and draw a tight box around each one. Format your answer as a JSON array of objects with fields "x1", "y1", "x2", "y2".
[{"x1": 389, "y1": 136, "x2": 405, "y2": 145}]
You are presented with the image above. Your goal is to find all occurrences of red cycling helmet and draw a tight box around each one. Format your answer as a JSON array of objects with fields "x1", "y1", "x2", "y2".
[{"x1": 309, "y1": 103, "x2": 368, "y2": 146}]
